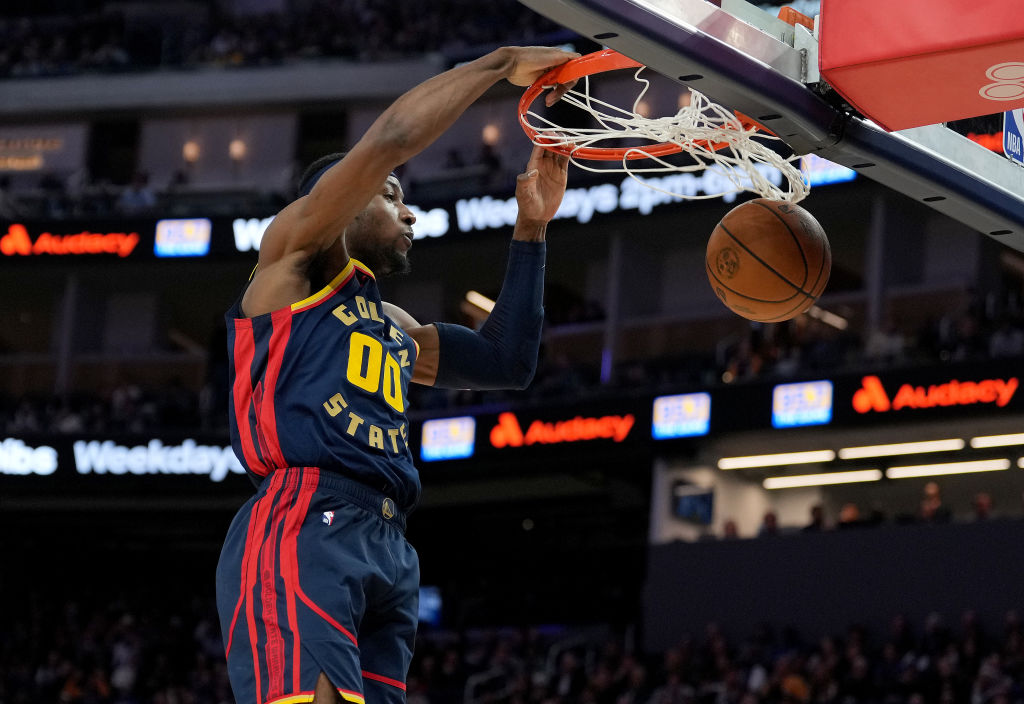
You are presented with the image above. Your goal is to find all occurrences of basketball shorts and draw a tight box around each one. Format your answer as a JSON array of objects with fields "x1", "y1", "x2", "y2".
[{"x1": 216, "y1": 467, "x2": 419, "y2": 704}]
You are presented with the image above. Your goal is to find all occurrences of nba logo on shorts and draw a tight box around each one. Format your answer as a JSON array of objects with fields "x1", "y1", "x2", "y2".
[{"x1": 322, "y1": 511, "x2": 335, "y2": 526}]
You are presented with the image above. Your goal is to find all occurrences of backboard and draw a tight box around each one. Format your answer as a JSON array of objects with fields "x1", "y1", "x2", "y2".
[{"x1": 517, "y1": 0, "x2": 1024, "y2": 250}]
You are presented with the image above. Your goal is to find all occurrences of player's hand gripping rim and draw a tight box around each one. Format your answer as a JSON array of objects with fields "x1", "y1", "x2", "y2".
[{"x1": 504, "y1": 46, "x2": 580, "y2": 106}]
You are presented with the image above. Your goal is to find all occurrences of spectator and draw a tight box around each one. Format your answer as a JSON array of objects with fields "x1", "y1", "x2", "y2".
[
  {"x1": 548, "y1": 651, "x2": 586, "y2": 701},
  {"x1": 167, "y1": 168, "x2": 190, "y2": 193},
  {"x1": 864, "y1": 317, "x2": 906, "y2": 364},
  {"x1": 117, "y1": 172, "x2": 156, "y2": 214},
  {"x1": 989, "y1": 318, "x2": 1024, "y2": 358},
  {"x1": 38, "y1": 172, "x2": 70, "y2": 217},
  {"x1": 920, "y1": 481, "x2": 952, "y2": 523},
  {"x1": 948, "y1": 312, "x2": 988, "y2": 361},
  {"x1": 972, "y1": 491, "x2": 995, "y2": 521},
  {"x1": 801, "y1": 504, "x2": 826, "y2": 532},
  {"x1": 479, "y1": 142, "x2": 503, "y2": 185},
  {"x1": 615, "y1": 661, "x2": 651, "y2": 704},
  {"x1": 837, "y1": 503, "x2": 863, "y2": 529},
  {"x1": 0, "y1": 175, "x2": 24, "y2": 219},
  {"x1": 444, "y1": 148, "x2": 467, "y2": 169},
  {"x1": 757, "y1": 510, "x2": 779, "y2": 537}
]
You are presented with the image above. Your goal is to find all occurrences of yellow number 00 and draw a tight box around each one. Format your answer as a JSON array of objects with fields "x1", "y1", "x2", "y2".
[{"x1": 346, "y1": 332, "x2": 405, "y2": 413}]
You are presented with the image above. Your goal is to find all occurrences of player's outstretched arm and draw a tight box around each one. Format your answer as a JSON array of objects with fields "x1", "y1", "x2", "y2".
[
  {"x1": 256, "y1": 47, "x2": 578, "y2": 271},
  {"x1": 396, "y1": 144, "x2": 570, "y2": 389}
]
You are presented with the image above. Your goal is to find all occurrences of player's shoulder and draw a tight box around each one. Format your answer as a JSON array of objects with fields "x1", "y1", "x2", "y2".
[{"x1": 240, "y1": 251, "x2": 316, "y2": 318}]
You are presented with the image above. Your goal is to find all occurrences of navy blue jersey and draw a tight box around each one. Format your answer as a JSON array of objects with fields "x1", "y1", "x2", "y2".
[{"x1": 227, "y1": 258, "x2": 421, "y2": 509}]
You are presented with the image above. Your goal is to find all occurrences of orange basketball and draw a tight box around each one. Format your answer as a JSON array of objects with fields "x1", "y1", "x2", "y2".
[{"x1": 705, "y1": 199, "x2": 831, "y2": 322}]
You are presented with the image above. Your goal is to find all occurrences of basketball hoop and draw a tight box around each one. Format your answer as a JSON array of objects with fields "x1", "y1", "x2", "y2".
[{"x1": 518, "y1": 49, "x2": 811, "y2": 203}]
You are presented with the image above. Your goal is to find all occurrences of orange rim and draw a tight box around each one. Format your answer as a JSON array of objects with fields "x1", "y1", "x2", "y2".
[{"x1": 518, "y1": 49, "x2": 767, "y2": 161}]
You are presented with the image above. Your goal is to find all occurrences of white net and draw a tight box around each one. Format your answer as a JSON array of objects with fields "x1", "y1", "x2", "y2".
[{"x1": 522, "y1": 68, "x2": 811, "y2": 203}]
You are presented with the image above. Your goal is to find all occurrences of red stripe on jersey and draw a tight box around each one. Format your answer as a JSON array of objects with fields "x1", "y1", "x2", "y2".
[
  {"x1": 232, "y1": 318, "x2": 269, "y2": 475},
  {"x1": 252, "y1": 382, "x2": 276, "y2": 472},
  {"x1": 261, "y1": 478, "x2": 297, "y2": 701},
  {"x1": 351, "y1": 262, "x2": 373, "y2": 280},
  {"x1": 291, "y1": 265, "x2": 359, "y2": 313},
  {"x1": 291, "y1": 478, "x2": 357, "y2": 647},
  {"x1": 260, "y1": 309, "x2": 293, "y2": 469},
  {"x1": 245, "y1": 471, "x2": 285, "y2": 703},
  {"x1": 281, "y1": 468, "x2": 319, "y2": 693},
  {"x1": 362, "y1": 670, "x2": 407, "y2": 691}
]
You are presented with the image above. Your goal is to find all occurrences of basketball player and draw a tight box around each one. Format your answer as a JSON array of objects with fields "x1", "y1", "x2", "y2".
[{"x1": 216, "y1": 46, "x2": 577, "y2": 704}]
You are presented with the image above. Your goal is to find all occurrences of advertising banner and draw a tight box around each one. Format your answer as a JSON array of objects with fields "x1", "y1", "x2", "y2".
[
  {"x1": 0, "y1": 434, "x2": 248, "y2": 493},
  {"x1": 3, "y1": 361, "x2": 1022, "y2": 481}
]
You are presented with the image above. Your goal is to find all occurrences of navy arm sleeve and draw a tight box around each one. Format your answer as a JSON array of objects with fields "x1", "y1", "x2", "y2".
[{"x1": 433, "y1": 239, "x2": 545, "y2": 390}]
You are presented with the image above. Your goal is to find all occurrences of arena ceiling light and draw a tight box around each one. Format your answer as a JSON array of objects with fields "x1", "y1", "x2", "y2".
[
  {"x1": 886, "y1": 459, "x2": 1011, "y2": 479},
  {"x1": 763, "y1": 469, "x2": 883, "y2": 490},
  {"x1": 464, "y1": 290, "x2": 495, "y2": 313},
  {"x1": 718, "y1": 450, "x2": 835, "y2": 470},
  {"x1": 971, "y1": 432, "x2": 1024, "y2": 448},
  {"x1": 807, "y1": 305, "x2": 849, "y2": 330},
  {"x1": 837, "y1": 438, "x2": 964, "y2": 459}
]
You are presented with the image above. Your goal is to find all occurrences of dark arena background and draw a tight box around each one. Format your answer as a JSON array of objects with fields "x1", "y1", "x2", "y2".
[{"x1": 2, "y1": 1, "x2": 1024, "y2": 702}]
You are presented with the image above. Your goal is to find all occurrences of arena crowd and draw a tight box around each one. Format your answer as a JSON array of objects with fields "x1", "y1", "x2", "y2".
[{"x1": 2, "y1": 592, "x2": 1022, "y2": 704}]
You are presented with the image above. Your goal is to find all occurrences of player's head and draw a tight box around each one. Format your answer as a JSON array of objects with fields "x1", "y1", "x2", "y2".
[{"x1": 298, "y1": 153, "x2": 414, "y2": 277}]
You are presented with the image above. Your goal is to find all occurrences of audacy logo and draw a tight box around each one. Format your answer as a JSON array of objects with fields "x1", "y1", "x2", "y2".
[{"x1": 852, "y1": 375, "x2": 1018, "y2": 414}]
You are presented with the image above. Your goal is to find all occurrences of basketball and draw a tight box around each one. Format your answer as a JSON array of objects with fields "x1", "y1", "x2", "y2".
[{"x1": 705, "y1": 199, "x2": 831, "y2": 322}]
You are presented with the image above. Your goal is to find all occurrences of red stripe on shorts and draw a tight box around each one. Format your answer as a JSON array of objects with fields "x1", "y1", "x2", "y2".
[
  {"x1": 245, "y1": 471, "x2": 285, "y2": 703},
  {"x1": 291, "y1": 473, "x2": 358, "y2": 648},
  {"x1": 362, "y1": 670, "x2": 407, "y2": 691},
  {"x1": 281, "y1": 467, "x2": 319, "y2": 693},
  {"x1": 261, "y1": 477, "x2": 298, "y2": 701}
]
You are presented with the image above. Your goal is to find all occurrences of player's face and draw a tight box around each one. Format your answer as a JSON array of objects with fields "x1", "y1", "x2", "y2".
[{"x1": 345, "y1": 176, "x2": 415, "y2": 276}]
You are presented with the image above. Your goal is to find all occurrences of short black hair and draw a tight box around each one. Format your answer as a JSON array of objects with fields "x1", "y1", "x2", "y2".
[
  {"x1": 296, "y1": 152, "x2": 347, "y2": 198},
  {"x1": 296, "y1": 152, "x2": 401, "y2": 199}
]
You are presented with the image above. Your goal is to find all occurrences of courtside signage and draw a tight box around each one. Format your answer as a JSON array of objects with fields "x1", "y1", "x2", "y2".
[
  {"x1": 1005, "y1": 109, "x2": 1024, "y2": 166},
  {"x1": 801, "y1": 154, "x2": 857, "y2": 186},
  {"x1": 230, "y1": 160, "x2": 857, "y2": 249},
  {"x1": 0, "y1": 223, "x2": 139, "y2": 258},
  {"x1": 489, "y1": 411, "x2": 635, "y2": 448},
  {"x1": 0, "y1": 436, "x2": 250, "y2": 484},
  {"x1": 852, "y1": 375, "x2": 1019, "y2": 414},
  {"x1": 155, "y1": 218, "x2": 212, "y2": 257},
  {"x1": 772, "y1": 381, "x2": 833, "y2": 428},
  {"x1": 0, "y1": 438, "x2": 58, "y2": 476},
  {"x1": 73, "y1": 439, "x2": 244, "y2": 482},
  {"x1": 458, "y1": 168, "x2": 782, "y2": 233},
  {"x1": 232, "y1": 209, "x2": 449, "y2": 252},
  {"x1": 652, "y1": 393, "x2": 711, "y2": 439},
  {"x1": 420, "y1": 416, "x2": 476, "y2": 461}
]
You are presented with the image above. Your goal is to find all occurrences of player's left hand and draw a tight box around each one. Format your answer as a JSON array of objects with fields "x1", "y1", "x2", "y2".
[{"x1": 515, "y1": 143, "x2": 570, "y2": 225}]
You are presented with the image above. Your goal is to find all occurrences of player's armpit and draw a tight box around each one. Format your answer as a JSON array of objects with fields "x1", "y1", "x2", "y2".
[
  {"x1": 258, "y1": 142, "x2": 399, "y2": 266},
  {"x1": 383, "y1": 302, "x2": 439, "y2": 386},
  {"x1": 240, "y1": 251, "x2": 315, "y2": 317}
]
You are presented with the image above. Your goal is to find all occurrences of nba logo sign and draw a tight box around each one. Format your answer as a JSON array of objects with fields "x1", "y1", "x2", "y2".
[
  {"x1": 322, "y1": 511, "x2": 335, "y2": 526},
  {"x1": 1004, "y1": 109, "x2": 1024, "y2": 167}
]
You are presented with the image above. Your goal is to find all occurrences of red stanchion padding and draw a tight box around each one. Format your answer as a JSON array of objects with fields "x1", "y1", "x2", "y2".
[{"x1": 819, "y1": 0, "x2": 1024, "y2": 131}]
